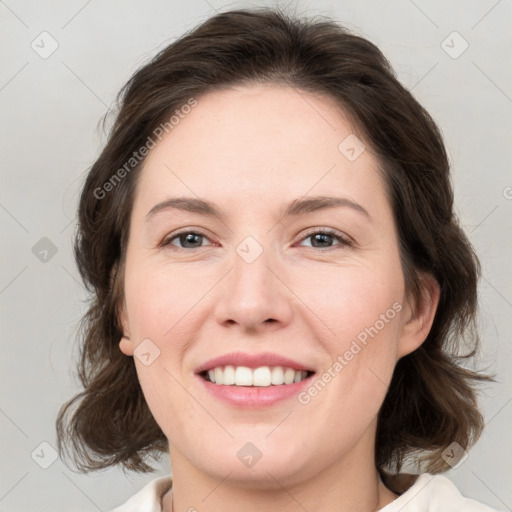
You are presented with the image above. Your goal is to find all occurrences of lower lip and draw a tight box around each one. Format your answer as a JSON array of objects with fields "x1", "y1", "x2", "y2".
[{"x1": 196, "y1": 374, "x2": 313, "y2": 408}]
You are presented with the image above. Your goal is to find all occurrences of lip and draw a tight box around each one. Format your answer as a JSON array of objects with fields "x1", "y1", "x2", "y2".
[
  {"x1": 194, "y1": 351, "x2": 315, "y2": 374},
  {"x1": 196, "y1": 374, "x2": 313, "y2": 408},
  {"x1": 194, "y1": 351, "x2": 315, "y2": 409}
]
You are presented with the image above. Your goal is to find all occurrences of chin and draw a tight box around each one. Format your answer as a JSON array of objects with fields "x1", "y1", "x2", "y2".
[{"x1": 189, "y1": 437, "x2": 313, "y2": 488}]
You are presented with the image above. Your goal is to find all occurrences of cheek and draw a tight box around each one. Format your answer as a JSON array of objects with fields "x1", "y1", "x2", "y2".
[
  {"x1": 296, "y1": 260, "x2": 403, "y2": 344},
  {"x1": 124, "y1": 249, "x2": 404, "y2": 356},
  {"x1": 124, "y1": 259, "x2": 206, "y2": 436},
  {"x1": 124, "y1": 258, "x2": 202, "y2": 341},
  {"x1": 297, "y1": 261, "x2": 404, "y2": 405}
]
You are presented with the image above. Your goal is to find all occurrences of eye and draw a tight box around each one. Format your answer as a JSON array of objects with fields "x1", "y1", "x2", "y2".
[
  {"x1": 160, "y1": 228, "x2": 352, "y2": 252},
  {"x1": 160, "y1": 229, "x2": 213, "y2": 251},
  {"x1": 296, "y1": 228, "x2": 352, "y2": 250}
]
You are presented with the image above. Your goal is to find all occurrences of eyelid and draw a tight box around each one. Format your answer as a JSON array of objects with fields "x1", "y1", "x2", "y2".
[
  {"x1": 293, "y1": 227, "x2": 353, "y2": 248},
  {"x1": 160, "y1": 227, "x2": 215, "y2": 249},
  {"x1": 161, "y1": 226, "x2": 354, "y2": 251}
]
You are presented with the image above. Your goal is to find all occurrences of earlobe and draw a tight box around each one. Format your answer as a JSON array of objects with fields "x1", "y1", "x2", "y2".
[
  {"x1": 119, "y1": 335, "x2": 134, "y2": 356},
  {"x1": 110, "y1": 261, "x2": 133, "y2": 356},
  {"x1": 397, "y1": 274, "x2": 440, "y2": 359},
  {"x1": 117, "y1": 296, "x2": 133, "y2": 356}
]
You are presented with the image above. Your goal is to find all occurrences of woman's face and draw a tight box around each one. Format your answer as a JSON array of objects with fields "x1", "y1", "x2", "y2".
[{"x1": 119, "y1": 84, "x2": 434, "y2": 487}]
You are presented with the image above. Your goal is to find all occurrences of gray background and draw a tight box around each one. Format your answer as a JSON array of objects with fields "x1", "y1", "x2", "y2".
[{"x1": 1, "y1": 0, "x2": 511, "y2": 510}]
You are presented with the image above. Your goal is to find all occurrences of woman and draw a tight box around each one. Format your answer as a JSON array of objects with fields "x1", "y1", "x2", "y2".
[{"x1": 56, "y1": 7, "x2": 502, "y2": 512}]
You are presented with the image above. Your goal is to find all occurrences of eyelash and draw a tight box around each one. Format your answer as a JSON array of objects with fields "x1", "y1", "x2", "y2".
[{"x1": 160, "y1": 227, "x2": 353, "y2": 252}]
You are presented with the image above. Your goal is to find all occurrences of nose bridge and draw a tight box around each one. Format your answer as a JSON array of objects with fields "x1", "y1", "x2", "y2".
[
  {"x1": 231, "y1": 234, "x2": 278, "y2": 306},
  {"x1": 234, "y1": 235, "x2": 273, "y2": 293},
  {"x1": 214, "y1": 232, "x2": 292, "y2": 329}
]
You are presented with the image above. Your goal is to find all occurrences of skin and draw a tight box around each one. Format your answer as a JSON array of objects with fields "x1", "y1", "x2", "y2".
[{"x1": 118, "y1": 83, "x2": 439, "y2": 512}]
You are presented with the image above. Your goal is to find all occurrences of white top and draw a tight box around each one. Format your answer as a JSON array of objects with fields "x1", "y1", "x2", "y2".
[{"x1": 109, "y1": 472, "x2": 504, "y2": 512}]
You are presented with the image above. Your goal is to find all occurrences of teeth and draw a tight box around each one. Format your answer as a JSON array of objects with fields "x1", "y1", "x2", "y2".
[
  {"x1": 253, "y1": 366, "x2": 271, "y2": 387},
  {"x1": 284, "y1": 367, "x2": 296, "y2": 385},
  {"x1": 204, "y1": 365, "x2": 310, "y2": 386},
  {"x1": 223, "y1": 365, "x2": 235, "y2": 385},
  {"x1": 234, "y1": 366, "x2": 253, "y2": 386},
  {"x1": 271, "y1": 366, "x2": 284, "y2": 385}
]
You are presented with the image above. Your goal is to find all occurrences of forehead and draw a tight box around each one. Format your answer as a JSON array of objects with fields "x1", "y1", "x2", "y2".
[{"x1": 133, "y1": 83, "x2": 390, "y2": 221}]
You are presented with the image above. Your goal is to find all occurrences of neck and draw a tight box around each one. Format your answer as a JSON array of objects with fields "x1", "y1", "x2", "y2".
[{"x1": 162, "y1": 428, "x2": 398, "y2": 512}]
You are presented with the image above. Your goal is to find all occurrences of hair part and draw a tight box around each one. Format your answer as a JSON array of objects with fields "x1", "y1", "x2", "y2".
[{"x1": 56, "y1": 6, "x2": 494, "y2": 476}]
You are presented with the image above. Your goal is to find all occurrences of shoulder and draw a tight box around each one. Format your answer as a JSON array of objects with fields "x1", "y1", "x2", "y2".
[
  {"x1": 108, "y1": 474, "x2": 173, "y2": 512},
  {"x1": 379, "y1": 473, "x2": 504, "y2": 512}
]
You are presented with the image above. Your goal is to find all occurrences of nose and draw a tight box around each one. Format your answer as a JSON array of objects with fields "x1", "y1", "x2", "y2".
[{"x1": 214, "y1": 239, "x2": 294, "y2": 333}]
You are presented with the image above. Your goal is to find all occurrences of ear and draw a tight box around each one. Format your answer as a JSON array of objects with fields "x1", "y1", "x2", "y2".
[
  {"x1": 397, "y1": 273, "x2": 440, "y2": 359},
  {"x1": 118, "y1": 298, "x2": 134, "y2": 356},
  {"x1": 111, "y1": 261, "x2": 134, "y2": 357}
]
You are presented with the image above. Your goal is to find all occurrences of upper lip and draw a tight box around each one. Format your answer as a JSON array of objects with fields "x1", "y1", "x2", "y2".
[{"x1": 194, "y1": 352, "x2": 315, "y2": 374}]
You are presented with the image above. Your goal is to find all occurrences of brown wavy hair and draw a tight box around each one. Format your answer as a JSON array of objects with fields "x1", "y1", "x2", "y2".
[{"x1": 56, "y1": 6, "x2": 494, "y2": 478}]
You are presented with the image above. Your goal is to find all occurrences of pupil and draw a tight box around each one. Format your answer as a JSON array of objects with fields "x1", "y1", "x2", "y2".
[
  {"x1": 180, "y1": 233, "x2": 333, "y2": 249},
  {"x1": 183, "y1": 233, "x2": 201, "y2": 248},
  {"x1": 313, "y1": 234, "x2": 331, "y2": 247}
]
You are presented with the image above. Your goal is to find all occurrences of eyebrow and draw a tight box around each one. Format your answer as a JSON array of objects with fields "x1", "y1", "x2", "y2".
[{"x1": 146, "y1": 195, "x2": 370, "y2": 222}]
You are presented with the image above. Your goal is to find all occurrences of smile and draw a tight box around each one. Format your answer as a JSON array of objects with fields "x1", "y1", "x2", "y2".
[
  {"x1": 195, "y1": 351, "x2": 316, "y2": 407},
  {"x1": 201, "y1": 365, "x2": 314, "y2": 386}
]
